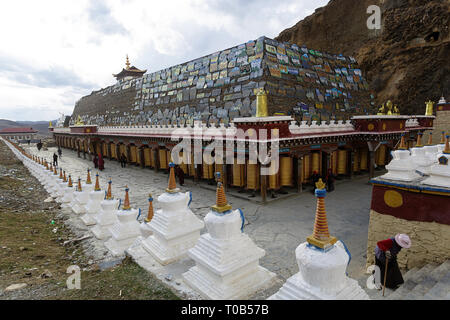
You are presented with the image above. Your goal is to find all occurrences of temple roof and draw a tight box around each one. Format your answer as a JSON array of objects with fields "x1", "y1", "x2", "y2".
[
  {"x1": 113, "y1": 55, "x2": 146, "y2": 80},
  {"x1": 0, "y1": 127, "x2": 37, "y2": 134}
]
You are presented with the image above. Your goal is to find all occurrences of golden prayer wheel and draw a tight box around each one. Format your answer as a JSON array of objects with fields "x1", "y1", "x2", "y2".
[
  {"x1": 246, "y1": 162, "x2": 260, "y2": 190},
  {"x1": 102, "y1": 143, "x2": 108, "y2": 157},
  {"x1": 280, "y1": 156, "x2": 293, "y2": 187},
  {"x1": 144, "y1": 148, "x2": 151, "y2": 167},
  {"x1": 232, "y1": 159, "x2": 245, "y2": 187},
  {"x1": 376, "y1": 144, "x2": 386, "y2": 166},
  {"x1": 136, "y1": 148, "x2": 142, "y2": 165},
  {"x1": 130, "y1": 145, "x2": 137, "y2": 163},
  {"x1": 353, "y1": 149, "x2": 360, "y2": 172},
  {"x1": 337, "y1": 150, "x2": 348, "y2": 175},
  {"x1": 311, "y1": 152, "x2": 320, "y2": 175},
  {"x1": 188, "y1": 153, "x2": 196, "y2": 177},
  {"x1": 96, "y1": 143, "x2": 101, "y2": 155},
  {"x1": 202, "y1": 163, "x2": 214, "y2": 179},
  {"x1": 268, "y1": 167, "x2": 280, "y2": 190},
  {"x1": 110, "y1": 143, "x2": 117, "y2": 159},
  {"x1": 330, "y1": 151, "x2": 338, "y2": 175},
  {"x1": 360, "y1": 148, "x2": 368, "y2": 171},
  {"x1": 303, "y1": 154, "x2": 311, "y2": 181},
  {"x1": 119, "y1": 144, "x2": 126, "y2": 158},
  {"x1": 159, "y1": 149, "x2": 168, "y2": 169}
]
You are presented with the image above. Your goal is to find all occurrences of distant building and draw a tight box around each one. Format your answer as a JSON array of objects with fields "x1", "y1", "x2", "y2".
[
  {"x1": 0, "y1": 127, "x2": 38, "y2": 142},
  {"x1": 112, "y1": 55, "x2": 147, "y2": 82}
]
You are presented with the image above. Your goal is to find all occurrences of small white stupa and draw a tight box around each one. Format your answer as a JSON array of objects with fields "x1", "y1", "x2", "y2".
[
  {"x1": 91, "y1": 180, "x2": 120, "y2": 240},
  {"x1": 269, "y1": 179, "x2": 369, "y2": 300},
  {"x1": 80, "y1": 173, "x2": 104, "y2": 226},
  {"x1": 183, "y1": 172, "x2": 276, "y2": 300},
  {"x1": 54, "y1": 168, "x2": 67, "y2": 202},
  {"x1": 49, "y1": 166, "x2": 61, "y2": 197},
  {"x1": 141, "y1": 162, "x2": 204, "y2": 265},
  {"x1": 55, "y1": 170, "x2": 68, "y2": 202},
  {"x1": 104, "y1": 186, "x2": 141, "y2": 256},
  {"x1": 421, "y1": 136, "x2": 450, "y2": 188},
  {"x1": 61, "y1": 175, "x2": 75, "y2": 207},
  {"x1": 71, "y1": 169, "x2": 95, "y2": 214},
  {"x1": 380, "y1": 135, "x2": 421, "y2": 181},
  {"x1": 410, "y1": 133, "x2": 435, "y2": 175}
]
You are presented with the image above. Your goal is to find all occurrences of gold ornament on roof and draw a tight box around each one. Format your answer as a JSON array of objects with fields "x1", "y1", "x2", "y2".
[
  {"x1": 393, "y1": 104, "x2": 400, "y2": 115},
  {"x1": 75, "y1": 115, "x2": 84, "y2": 126},
  {"x1": 315, "y1": 178, "x2": 326, "y2": 190},
  {"x1": 377, "y1": 103, "x2": 386, "y2": 115},
  {"x1": 256, "y1": 88, "x2": 268, "y2": 117},
  {"x1": 425, "y1": 100, "x2": 434, "y2": 116},
  {"x1": 386, "y1": 100, "x2": 393, "y2": 115}
]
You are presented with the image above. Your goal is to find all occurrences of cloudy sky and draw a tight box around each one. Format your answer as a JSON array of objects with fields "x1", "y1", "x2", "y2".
[{"x1": 0, "y1": 0, "x2": 329, "y2": 121}]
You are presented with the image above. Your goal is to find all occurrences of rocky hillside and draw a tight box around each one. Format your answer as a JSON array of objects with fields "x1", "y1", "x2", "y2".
[{"x1": 277, "y1": 0, "x2": 450, "y2": 115}]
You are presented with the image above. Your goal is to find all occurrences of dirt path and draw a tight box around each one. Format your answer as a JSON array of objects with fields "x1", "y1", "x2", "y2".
[{"x1": 0, "y1": 140, "x2": 179, "y2": 300}]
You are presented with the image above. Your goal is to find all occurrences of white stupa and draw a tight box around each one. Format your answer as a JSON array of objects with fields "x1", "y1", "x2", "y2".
[
  {"x1": 140, "y1": 195, "x2": 155, "y2": 240},
  {"x1": 380, "y1": 135, "x2": 422, "y2": 181},
  {"x1": 183, "y1": 173, "x2": 276, "y2": 300},
  {"x1": 91, "y1": 180, "x2": 120, "y2": 240},
  {"x1": 269, "y1": 179, "x2": 369, "y2": 300},
  {"x1": 421, "y1": 136, "x2": 450, "y2": 188},
  {"x1": 80, "y1": 173, "x2": 104, "y2": 226},
  {"x1": 61, "y1": 175, "x2": 76, "y2": 207},
  {"x1": 54, "y1": 168, "x2": 68, "y2": 202},
  {"x1": 104, "y1": 186, "x2": 142, "y2": 256},
  {"x1": 71, "y1": 170, "x2": 95, "y2": 214},
  {"x1": 141, "y1": 163, "x2": 204, "y2": 265},
  {"x1": 410, "y1": 133, "x2": 435, "y2": 175}
]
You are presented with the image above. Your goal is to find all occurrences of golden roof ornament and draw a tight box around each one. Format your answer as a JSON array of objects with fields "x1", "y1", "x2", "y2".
[
  {"x1": 377, "y1": 103, "x2": 386, "y2": 115},
  {"x1": 393, "y1": 104, "x2": 400, "y2": 115},
  {"x1": 386, "y1": 100, "x2": 393, "y2": 115},
  {"x1": 211, "y1": 172, "x2": 232, "y2": 213},
  {"x1": 48, "y1": 121, "x2": 53, "y2": 128},
  {"x1": 306, "y1": 178, "x2": 337, "y2": 250},
  {"x1": 256, "y1": 88, "x2": 269, "y2": 117},
  {"x1": 425, "y1": 100, "x2": 434, "y2": 116},
  {"x1": 75, "y1": 115, "x2": 84, "y2": 126},
  {"x1": 125, "y1": 55, "x2": 130, "y2": 70}
]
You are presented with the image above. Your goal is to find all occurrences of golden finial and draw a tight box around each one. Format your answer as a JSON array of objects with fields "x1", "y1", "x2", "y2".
[
  {"x1": 122, "y1": 186, "x2": 131, "y2": 210},
  {"x1": 377, "y1": 103, "x2": 386, "y2": 115},
  {"x1": 425, "y1": 100, "x2": 434, "y2": 116},
  {"x1": 315, "y1": 178, "x2": 326, "y2": 190},
  {"x1": 386, "y1": 100, "x2": 393, "y2": 115},
  {"x1": 48, "y1": 121, "x2": 53, "y2": 128},
  {"x1": 75, "y1": 115, "x2": 84, "y2": 126},
  {"x1": 393, "y1": 104, "x2": 400, "y2": 115},
  {"x1": 416, "y1": 132, "x2": 424, "y2": 147},
  {"x1": 398, "y1": 134, "x2": 407, "y2": 150},
  {"x1": 53, "y1": 166, "x2": 58, "y2": 175},
  {"x1": 77, "y1": 178, "x2": 82, "y2": 192},
  {"x1": 125, "y1": 54, "x2": 130, "y2": 70},
  {"x1": 211, "y1": 172, "x2": 232, "y2": 213},
  {"x1": 94, "y1": 173, "x2": 101, "y2": 191},
  {"x1": 145, "y1": 194, "x2": 154, "y2": 223},
  {"x1": 306, "y1": 178, "x2": 337, "y2": 250},
  {"x1": 105, "y1": 180, "x2": 113, "y2": 200},
  {"x1": 86, "y1": 169, "x2": 92, "y2": 184},
  {"x1": 256, "y1": 88, "x2": 269, "y2": 117},
  {"x1": 166, "y1": 162, "x2": 179, "y2": 193}
]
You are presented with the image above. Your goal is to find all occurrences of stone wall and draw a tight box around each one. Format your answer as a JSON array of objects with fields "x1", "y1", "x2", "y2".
[
  {"x1": 366, "y1": 210, "x2": 450, "y2": 269},
  {"x1": 432, "y1": 110, "x2": 450, "y2": 144}
]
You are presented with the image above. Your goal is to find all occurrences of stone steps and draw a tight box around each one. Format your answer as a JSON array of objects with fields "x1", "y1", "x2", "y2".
[{"x1": 381, "y1": 260, "x2": 450, "y2": 300}]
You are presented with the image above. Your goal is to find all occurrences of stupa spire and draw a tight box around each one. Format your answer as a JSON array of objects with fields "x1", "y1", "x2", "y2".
[
  {"x1": 68, "y1": 175, "x2": 73, "y2": 187},
  {"x1": 77, "y1": 178, "x2": 82, "y2": 192},
  {"x1": 416, "y1": 132, "x2": 423, "y2": 147},
  {"x1": 444, "y1": 136, "x2": 450, "y2": 154},
  {"x1": 53, "y1": 165, "x2": 58, "y2": 175},
  {"x1": 94, "y1": 173, "x2": 101, "y2": 191},
  {"x1": 398, "y1": 134, "x2": 407, "y2": 150},
  {"x1": 440, "y1": 131, "x2": 446, "y2": 144},
  {"x1": 122, "y1": 186, "x2": 131, "y2": 210},
  {"x1": 63, "y1": 171, "x2": 67, "y2": 182},
  {"x1": 166, "y1": 162, "x2": 179, "y2": 193},
  {"x1": 86, "y1": 169, "x2": 92, "y2": 184},
  {"x1": 145, "y1": 194, "x2": 154, "y2": 222},
  {"x1": 211, "y1": 172, "x2": 232, "y2": 213},
  {"x1": 426, "y1": 132, "x2": 433, "y2": 146},
  {"x1": 126, "y1": 54, "x2": 130, "y2": 70},
  {"x1": 306, "y1": 179, "x2": 337, "y2": 250},
  {"x1": 105, "y1": 180, "x2": 113, "y2": 200},
  {"x1": 59, "y1": 168, "x2": 63, "y2": 179}
]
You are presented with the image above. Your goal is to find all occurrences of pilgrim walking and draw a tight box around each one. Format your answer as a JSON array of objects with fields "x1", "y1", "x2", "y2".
[{"x1": 374, "y1": 233, "x2": 411, "y2": 290}]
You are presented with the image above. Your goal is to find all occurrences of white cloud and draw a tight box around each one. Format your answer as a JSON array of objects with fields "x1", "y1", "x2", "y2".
[{"x1": 0, "y1": 0, "x2": 329, "y2": 121}]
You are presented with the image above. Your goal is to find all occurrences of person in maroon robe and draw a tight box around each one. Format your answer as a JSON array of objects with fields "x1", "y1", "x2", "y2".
[
  {"x1": 98, "y1": 153, "x2": 104, "y2": 171},
  {"x1": 93, "y1": 154, "x2": 98, "y2": 168}
]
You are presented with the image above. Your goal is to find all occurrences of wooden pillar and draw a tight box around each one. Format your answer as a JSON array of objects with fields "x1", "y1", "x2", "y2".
[
  {"x1": 139, "y1": 148, "x2": 145, "y2": 169},
  {"x1": 369, "y1": 151, "x2": 375, "y2": 179},
  {"x1": 297, "y1": 156, "x2": 303, "y2": 193},
  {"x1": 349, "y1": 150, "x2": 354, "y2": 179},
  {"x1": 260, "y1": 164, "x2": 268, "y2": 204},
  {"x1": 108, "y1": 143, "x2": 112, "y2": 160},
  {"x1": 153, "y1": 148, "x2": 159, "y2": 172},
  {"x1": 222, "y1": 163, "x2": 227, "y2": 191}
]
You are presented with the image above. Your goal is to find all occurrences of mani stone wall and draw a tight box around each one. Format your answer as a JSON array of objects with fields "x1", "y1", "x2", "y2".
[
  {"x1": 432, "y1": 101, "x2": 450, "y2": 144},
  {"x1": 70, "y1": 36, "x2": 373, "y2": 127},
  {"x1": 366, "y1": 182, "x2": 450, "y2": 270}
]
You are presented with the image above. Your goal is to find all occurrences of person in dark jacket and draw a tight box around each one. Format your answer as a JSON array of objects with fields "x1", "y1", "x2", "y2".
[
  {"x1": 98, "y1": 153, "x2": 104, "y2": 171},
  {"x1": 93, "y1": 154, "x2": 99, "y2": 168},
  {"x1": 175, "y1": 165, "x2": 185, "y2": 186},
  {"x1": 325, "y1": 168, "x2": 336, "y2": 192},
  {"x1": 120, "y1": 153, "x2": 127, "y2": 168},
  {"x1": 374, "y1": 234, "x2": 411, "y2": 289},
  {"x1": 53, "y1": 153, "x2": 58, "y2": 167},
  {"x1": 57, "y1": 147, "x2": 62, "y2": 157}
]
